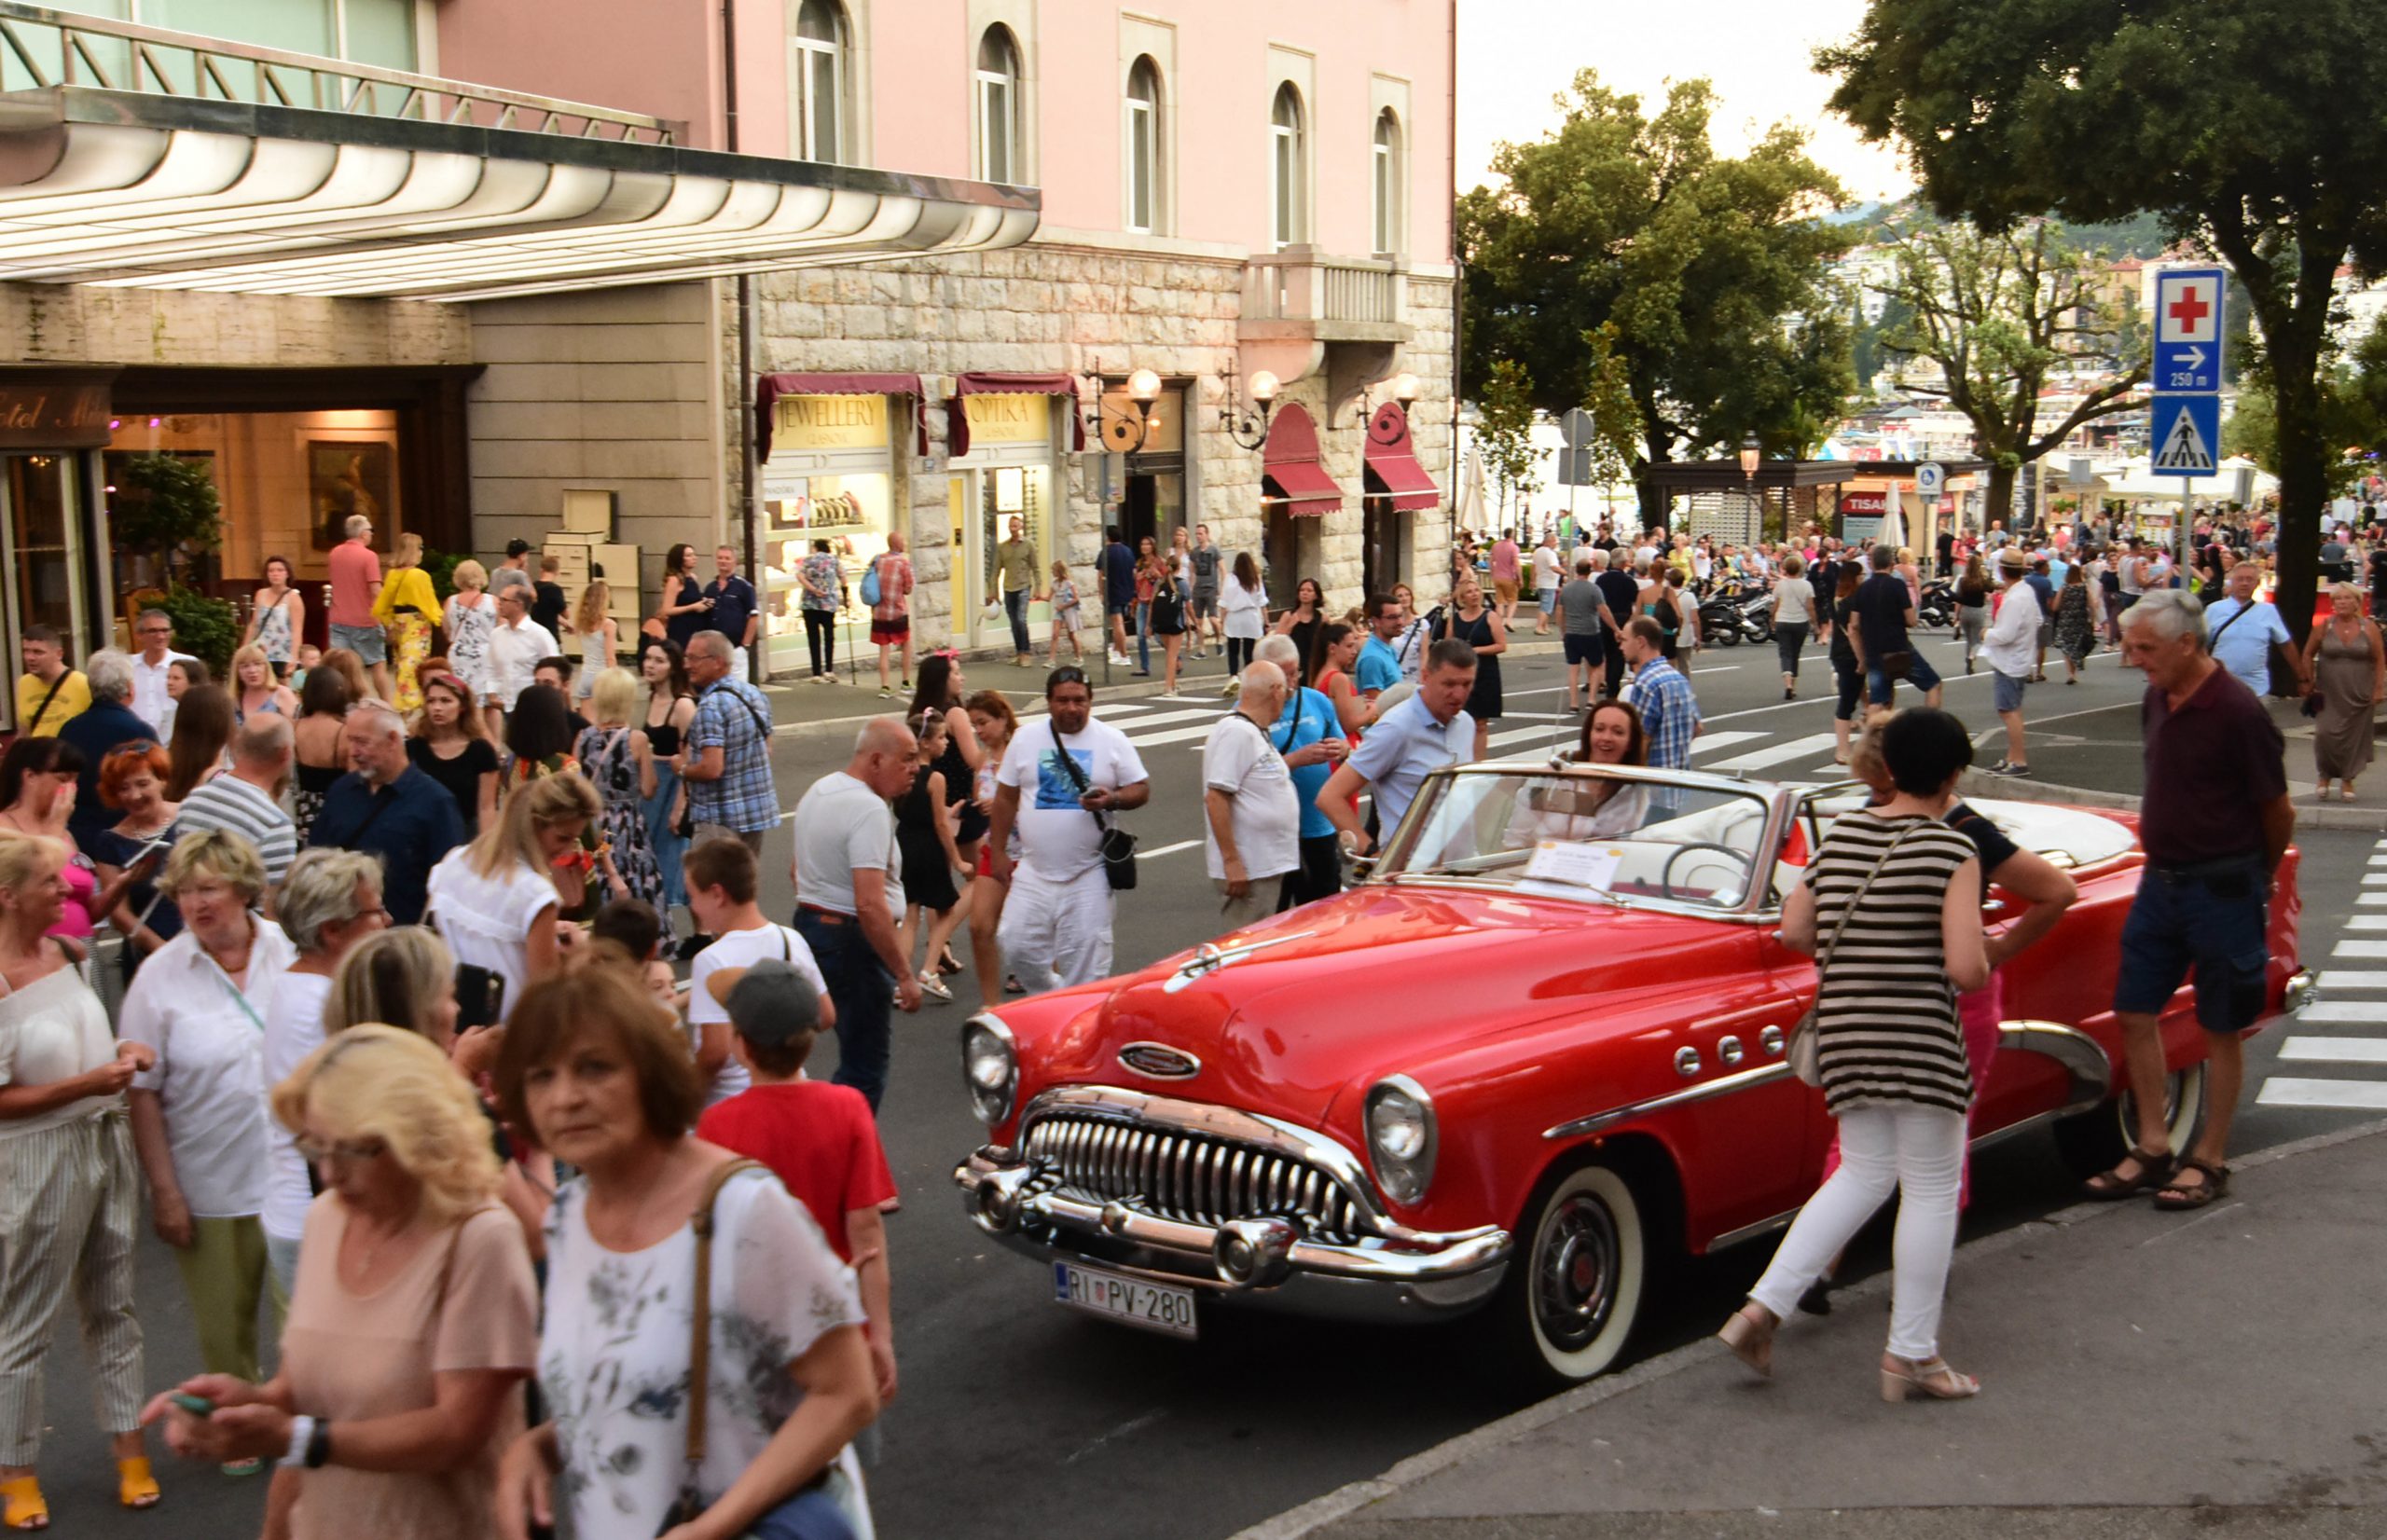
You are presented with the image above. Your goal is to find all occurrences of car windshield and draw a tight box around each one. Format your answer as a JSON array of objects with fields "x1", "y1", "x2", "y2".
[{"x1": 1373, "y1": 767, "x2": 1773, "y2": 912}]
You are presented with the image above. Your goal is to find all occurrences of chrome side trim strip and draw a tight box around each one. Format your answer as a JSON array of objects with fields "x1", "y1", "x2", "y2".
[
  {"x1": 1541, "y1": 1062, "x2": 1796, "y2": 1141},
  {"x1": 1708, "y1": 1205, "x2": 1800, "y2": 1251},
  {"x1": 1997, "y1": 1019, "x2": 2112, "y2": 1114}
]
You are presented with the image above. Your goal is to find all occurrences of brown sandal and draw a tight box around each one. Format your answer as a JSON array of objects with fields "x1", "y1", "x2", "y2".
[
  {"x1": 2153, "y1": 1156, "x2": 2229, "y2": 1211},
  {"x1": 2081, "y1": 1144, "x2": 2174, "y2": 1201}
]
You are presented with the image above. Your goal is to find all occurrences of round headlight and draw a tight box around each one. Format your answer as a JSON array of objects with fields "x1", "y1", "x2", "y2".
[
  {"x1": 1369, "y1": 1091, "x2": 1428, "y2": 1161},
  {"x1": 961, "y1": 1018, "x2": 1016, "y2": 1126}
]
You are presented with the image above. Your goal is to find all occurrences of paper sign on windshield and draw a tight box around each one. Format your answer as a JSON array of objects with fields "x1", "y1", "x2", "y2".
[{"x1": 1524, "y1": 840, "x2": 1625, "y2": 890}]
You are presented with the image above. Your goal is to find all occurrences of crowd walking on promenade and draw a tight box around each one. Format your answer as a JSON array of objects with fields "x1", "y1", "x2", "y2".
[{"x1": 0, "y1": 488, "x2": 2332, "y2": 1532}]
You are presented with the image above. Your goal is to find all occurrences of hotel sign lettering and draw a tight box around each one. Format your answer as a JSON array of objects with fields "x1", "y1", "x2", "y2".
[
  {"x1": 0, "y1": 380, "x2": 113, "y2": 448},
  {"x1": 774, "y1": 393, "x2": 890, "y2": 452}
]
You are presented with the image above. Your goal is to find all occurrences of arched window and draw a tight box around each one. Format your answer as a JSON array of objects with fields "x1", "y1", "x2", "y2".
[
  {"x1": 975, "y1": 26, "x2": 1022, "y2": 183},
  {"x1": 790, "y1": 0, "x2": 846, "y2": 164},
  {"x1": 1125, "y1": 56, "x2": 1162, "y2": 235},
  {"x1": 1373, "y1": 108, "x2": 1403, "y2": 256},
  {"x1": 1270, "y1": 82, "x2": 1305, "y2": 251}
]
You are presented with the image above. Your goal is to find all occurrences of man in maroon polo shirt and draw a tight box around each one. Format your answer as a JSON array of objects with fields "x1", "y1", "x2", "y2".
[{"x1": 2083, "y1": 589, "x2": 2294, "y2": 1212}]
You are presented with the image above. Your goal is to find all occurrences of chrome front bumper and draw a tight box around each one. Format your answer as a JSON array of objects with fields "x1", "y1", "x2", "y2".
[{"x1": 954, "y1": 1148, "x2": 1511, "y2": 1324}]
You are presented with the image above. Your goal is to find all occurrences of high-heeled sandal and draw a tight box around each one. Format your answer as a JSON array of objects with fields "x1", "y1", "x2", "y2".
[
  {"x1": 117, "y1": 1456, "x2": 160, "y2": 1510},
  {"x1": 1882, "y1": 1354, "x2": 1980, "y2": 1401},
  {"x1": 1, "y1": 1475, "x2": 47, "y2": 1531},
  {"x1": 1716, "y1": 1302, "x2": 1777, "y2": 1379}
]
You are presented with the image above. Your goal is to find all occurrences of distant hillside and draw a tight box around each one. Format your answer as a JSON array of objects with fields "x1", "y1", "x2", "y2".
[{"x1": 1853, "y1": 198, "x2": 2178, "y2": 258}]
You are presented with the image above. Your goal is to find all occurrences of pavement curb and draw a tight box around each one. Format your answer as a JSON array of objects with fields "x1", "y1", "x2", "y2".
[{"x1": 1225, "y1": 1112, "x2": 2387, "y2": 1540}]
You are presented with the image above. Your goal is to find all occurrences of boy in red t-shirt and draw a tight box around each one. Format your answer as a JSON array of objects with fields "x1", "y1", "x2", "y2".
[{"x1": 697, "y1": 960, "x2": 901, "y2": 1399}]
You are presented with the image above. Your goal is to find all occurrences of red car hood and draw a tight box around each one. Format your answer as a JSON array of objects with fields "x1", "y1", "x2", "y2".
[{"x1": 1019, "y1": 885, "x2": 1740, "y2": 1129}]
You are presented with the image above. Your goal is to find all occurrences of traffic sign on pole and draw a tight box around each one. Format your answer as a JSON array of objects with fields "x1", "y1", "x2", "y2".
[
  {"x1": 2154, "y1": 267, "x2": 2226, "y2": 394},
  {"x1": 2150, "y1": 395, "x2": 2221, "y2": 477},
  {"x1": 1915, "y1": 461, "x2": 1944, "y2": 498},
  {"x1": 1556, "y1": 408, "x2": 1599, "y2": 487}
]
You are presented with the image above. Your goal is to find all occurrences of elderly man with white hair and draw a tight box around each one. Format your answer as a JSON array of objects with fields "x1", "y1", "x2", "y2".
[
  {"x1": 1200, "y1": 662, "x2": 1303, "y2": 931},
  {"x1": 61, "y1": 650, "x2": 156, "y2": 846},
  {"x1": 790, "y1": 715, "x2": 919, "y2": 1110},
  {"x1": 988, "y1": 667, "x2": 1151, "y2": 992},
  {"x1": 304, "y1": 698, "x2": 464, "y2": 924},
  {"x1": 1253, "y1": 633, "x2": 1350, "y2": 906}
]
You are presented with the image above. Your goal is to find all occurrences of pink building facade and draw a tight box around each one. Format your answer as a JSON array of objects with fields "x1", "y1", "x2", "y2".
[{"x1": 0, "y1": 0, "x2": 1456, "y2": 698}]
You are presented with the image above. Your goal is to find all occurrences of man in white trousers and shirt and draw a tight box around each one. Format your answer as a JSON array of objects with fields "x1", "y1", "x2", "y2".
[
  {"x1": 988, "y1": 667, "x2": 1151, "y2": 991},
  {"x1": 1981, "y1": 547, "x2": 2043, "y2": 777}
]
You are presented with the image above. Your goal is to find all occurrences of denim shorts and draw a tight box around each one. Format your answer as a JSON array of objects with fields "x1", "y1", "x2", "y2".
[
  {"x1": 1538, "y1": 586, "x2": 1560, "y2": 613},
  {"x1": 329, "y1": 621, "x2": 386, "y2": 664},
  {"x1": 1866, "y1": 646, "x2": 1941, "y2": 706},
  {"x1": 1993, "y1": 668, "x2": 2027, "y2": 713},
  {"x1": 2113, "y1": 855, "x2": 2271, "y2": 1032}
]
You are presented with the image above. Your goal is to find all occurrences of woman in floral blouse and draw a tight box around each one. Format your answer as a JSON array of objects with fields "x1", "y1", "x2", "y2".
[
  {"x1": 492, "y1": 967, "x2": 877, "y2": 1540},
  {"x1": 798, "y1": 539, "x2": 843, "y2": 682}
]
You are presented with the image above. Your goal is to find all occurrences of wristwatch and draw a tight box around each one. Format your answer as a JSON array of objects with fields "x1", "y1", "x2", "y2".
[{"x1": 306, "y1": 1418, "x2": 333, "y2": 1469}]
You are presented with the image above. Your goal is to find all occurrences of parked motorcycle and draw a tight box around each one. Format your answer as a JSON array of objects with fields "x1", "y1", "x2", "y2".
[{"x1": 1916, "y1": 577, "x2": 1955, "y2": 630}]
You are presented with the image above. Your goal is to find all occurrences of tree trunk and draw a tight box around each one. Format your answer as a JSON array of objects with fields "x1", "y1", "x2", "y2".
[
  {"x1": 1982, "y1": 461, "x2": 2018, "y2": 538},
  {"x1": 2270, "y1": 358, "x2": 2328, "y2": 648}
]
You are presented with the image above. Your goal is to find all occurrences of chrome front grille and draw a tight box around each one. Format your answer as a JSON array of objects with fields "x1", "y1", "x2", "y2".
[{"x1": 1024, "y1": 1114, "x2": 1365, "y2": 1242}]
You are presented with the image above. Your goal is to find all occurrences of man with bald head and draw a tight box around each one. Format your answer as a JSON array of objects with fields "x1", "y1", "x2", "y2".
[
  {"x1": 1201, "y1": 662, "x2": 1301, "y2": 932},
  {"x1": 790, "y1": 714, "x2": 921, "y2": 1108},
  {"x1": 176, "y1": 711, "x2": 299, "y2": 895}
]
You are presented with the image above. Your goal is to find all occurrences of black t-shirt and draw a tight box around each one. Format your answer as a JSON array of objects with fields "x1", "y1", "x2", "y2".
[
  {"x1": 1829, "y1": 593, "x2": 1859, "y2": 664},
  {"x1": 531, "y1": 580, "x2": 568, "y2": 637},
  {"x1": 1594, "y1": 570, "x2": 1640, "y2": 633},
  {"x1": 407, "y1": 736, "x2": 500, "y2": 832},
  {"x1": 1850, "y1": 572, "x2": 1913, "y2": 657},
  {"x1": 1943, "y1": 800, "x2": 2022, "y2": 880}
]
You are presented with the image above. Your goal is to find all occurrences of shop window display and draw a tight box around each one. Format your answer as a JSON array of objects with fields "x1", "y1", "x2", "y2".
[{"x1": 761, "y1": 471, "x2": 891, "y2": 670}]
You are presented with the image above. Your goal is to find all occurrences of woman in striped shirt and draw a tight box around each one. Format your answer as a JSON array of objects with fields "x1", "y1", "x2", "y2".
[{"x1": 1718, "y1": 708, "x2": 1991, "y2": 1401}]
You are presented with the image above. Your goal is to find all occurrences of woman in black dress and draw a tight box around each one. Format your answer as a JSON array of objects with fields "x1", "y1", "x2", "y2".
[
  {"x1": 1436, "y1": 571, "x2": 1508, "y2": 762},
  {"x1": 907, "y1": 654, "x2": 986, "y2": 979},
  {"x1": 1271, "y1": 577, "x2": 1327, "y2": 685},
  {"x1": 407, "y1": 672, "x2": 502, "y2": 834},
  {"x1": 893, "y1": 709, "x2": 965, "y2": 1004},
  {"x1": 655, "y1": 542, "x2": 710, "y2": 653}
]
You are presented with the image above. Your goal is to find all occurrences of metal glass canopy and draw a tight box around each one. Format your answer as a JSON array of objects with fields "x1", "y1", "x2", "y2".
[{"x1": 0, "y1": 85, "x2": 1038, "y2": 300}]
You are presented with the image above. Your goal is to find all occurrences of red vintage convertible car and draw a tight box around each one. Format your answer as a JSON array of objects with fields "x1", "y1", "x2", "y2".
[{"x1": 954, "y1": 763, "x2": 2309, "y2": 1382}]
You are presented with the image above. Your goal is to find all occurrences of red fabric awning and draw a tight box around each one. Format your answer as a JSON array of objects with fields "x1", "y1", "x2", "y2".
[
  {"x1": 754, "y1": 373, "x2": 928, "y2": 459},
  {"x1": 945, "y1": 371, "x2": 1088, "y2": 458},
  {"x1": 1361, "y1": 403, "x2": 1440, "y2": 512},
  {"x1": 1261, "y1": 402, "x2": 1342, "y2": 516}
]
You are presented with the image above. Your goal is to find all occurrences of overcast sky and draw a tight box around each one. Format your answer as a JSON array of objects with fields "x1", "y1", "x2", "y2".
[{"x1": 1456, "y1": 0, "x2": 1915, "y2": 204}]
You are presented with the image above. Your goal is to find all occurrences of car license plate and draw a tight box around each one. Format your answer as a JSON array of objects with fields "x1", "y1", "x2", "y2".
[{"x1": 1053, "y1": 1261, "x2": 1198, "y2": 1340}]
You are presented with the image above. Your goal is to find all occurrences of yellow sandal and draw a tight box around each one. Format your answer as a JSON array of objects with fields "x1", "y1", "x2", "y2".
[
  {"x1": 0, "y1": 1474, "x2": 47, "y2": 1531},
  {"x1": 117, "y1": 1455, "x2": 161, "y2": 1510}
]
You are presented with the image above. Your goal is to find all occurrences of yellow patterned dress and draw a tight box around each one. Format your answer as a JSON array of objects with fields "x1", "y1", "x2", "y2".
[{"x1": 373, "y1": 565, "x2": 440, "y2": 712}]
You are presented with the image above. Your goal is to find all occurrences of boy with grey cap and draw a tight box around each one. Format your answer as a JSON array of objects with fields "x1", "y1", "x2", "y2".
[{"x1": 696, "y1": 960, "x2": 902, "y2": 1401}]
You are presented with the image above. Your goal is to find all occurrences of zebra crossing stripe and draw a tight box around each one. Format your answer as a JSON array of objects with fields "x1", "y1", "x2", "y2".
[
  {"x1": 2348, "y1": 916, "x2": 2387, "y2": 932},
  {"x1": 1687, "y1": 730, "x2": 1767, "y2": 758},
  {"x1": 2331, "y1": 941, "x2": 2387, "y2": 959},
  {"x1": 2278, "y1": 1036, "x2": 2387, "y2": 1064},
  {"x1": 1126, "y1": 723, "x2": 1234, "y2": 749},
  {"x1": 2314, "y1": 970, "x2": 2387, "y2": 990},
  {"x1": 2293, "y1": 1001, "x2": 2387, "y2": 1024},
  {"x1": 2256, "y1": 1078, "x2": 2387, "y2": 1111},
  {"x1": 1705, "y1": 733, "x2": 1842, "y2": 774}
]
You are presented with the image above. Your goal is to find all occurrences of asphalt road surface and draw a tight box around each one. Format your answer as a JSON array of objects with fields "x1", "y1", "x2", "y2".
[{"x1": 38, "y1": 623, "x2": 2380, "y2": 1539}]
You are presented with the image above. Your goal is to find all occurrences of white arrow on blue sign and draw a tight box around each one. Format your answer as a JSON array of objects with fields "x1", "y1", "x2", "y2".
[
  {"x1": 2149, "y1": 394, "x2": 2221, "y2": 478},
  {"x1": 2154, "y1": 266, "x2": 2227, "y2": 394}
]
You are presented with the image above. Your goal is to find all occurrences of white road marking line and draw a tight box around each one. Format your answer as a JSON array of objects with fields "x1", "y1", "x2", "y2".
[
  {"x1": 2256, "y1": 1078, "x2": 2387, "y2": 1111},
  {"x1": 2279, "y1": 1037, "x2": 2387, "y2": 1064},
  {"x1": 2359, "y1": 894, "x2": 2387, "y2": 906},
  {"x1": 2332, "y1": 941, "x2": 2387, "y2": 958},
  {"x1": 2297, "y1": 1001, "x2": 2387, "y2": 1023},
  {"x1": 1124, "y1": 723, "x2": 1232, "y2": 749},
  {"x1": 1104, "y1": 707, "x2": 1226, "y2": 730},
  {"x1": 1692, "y1": 664, "x2": 1743, "y2": 674},
  {"x1": 1700, "y1": 667, "x2": 1992, "y2": 726},
  {"x1": 2349, "y1": 915, "x2": 2387, "y2": 931},
  {"x1": 2363, "y1": 873, "x2": 2387, "y2": 887},
  {"x1": 1686, "y1": 730, "x2": 1767, "y2": 758},
  {"x1": 1489, "y1": 723, "x2": 1578, "y2": 750},
  {"x1": 2315, "y1": 969, "x2": 2387, "y2": 990},
  {"x1": 1705, "y1": 733, "x2": 1842, "y2": 773},
  {"x1": 1133, "y1": 839, "x2": 1200, "y2": 859}
]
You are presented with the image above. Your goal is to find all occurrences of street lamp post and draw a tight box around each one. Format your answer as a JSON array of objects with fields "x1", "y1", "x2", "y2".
[
  {"x1": 1221, "y1": 369, "x2": 1280, "y2": 450},
  {"x1": 1086, "y1": 366, "x2": 1164, "y2": 454},
  {"x1": 1738, "y1": 434, "x2": 1762, "y2": 544}
]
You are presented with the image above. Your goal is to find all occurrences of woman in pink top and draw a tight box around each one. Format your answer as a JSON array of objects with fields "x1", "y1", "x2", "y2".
[{"x1": 145, "y1": 1024, "x2": 537, "y2": 1539}]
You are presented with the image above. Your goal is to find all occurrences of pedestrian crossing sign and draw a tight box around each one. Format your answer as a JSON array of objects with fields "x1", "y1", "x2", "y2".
[{"x1": 2150, "y1": 394, "x2": 2220, "y2": 477}]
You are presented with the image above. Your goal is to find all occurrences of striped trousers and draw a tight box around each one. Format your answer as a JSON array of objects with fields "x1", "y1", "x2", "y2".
[{"x1": 0, "y1": 1110, "x2": 145, "y2": 1464}]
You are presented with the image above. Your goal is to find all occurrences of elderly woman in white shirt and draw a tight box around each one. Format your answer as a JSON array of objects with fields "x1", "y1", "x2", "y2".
[{"x1": 122, "y1": 828, "x2": 295, "y2": 1469}]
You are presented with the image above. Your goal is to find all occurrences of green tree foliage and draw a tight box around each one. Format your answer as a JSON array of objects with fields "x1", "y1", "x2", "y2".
[
  {"x1": 1457, "y1": 73, "x2": 1856, "y2": 515},
  {"x1": 1819, "y1": 0, "x2": 2387, "y2": 636},
  {"x1": 2223, "y1": 319, "x2": 2387, "y2": 497},
  {"x1": 1473, "y1": 359, "x2": 1542, "y2": 525},
  {"x1": 1870, "y1": 218, "x2": 2146, "y2": 523},
  {"x1": 152, "y1": 587, "x2": 239, "y2": 679},
  {"x1": 110, "y1": 453, "x2": 222, "y2": 589}
]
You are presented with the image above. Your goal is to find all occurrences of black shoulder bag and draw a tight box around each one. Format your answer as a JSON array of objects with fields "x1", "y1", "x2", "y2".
[{"x1": 1046, "y1": 724, "x2": 1138, "y2": 890}]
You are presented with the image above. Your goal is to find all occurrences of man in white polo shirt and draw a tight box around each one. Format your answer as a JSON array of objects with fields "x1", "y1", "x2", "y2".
[
  {"x1": 790, "y1": 717, "x2": 920, "y2": 1110},
  {"x1": 1201, "y1": 662, "x2": 1300, "y2": 932}
]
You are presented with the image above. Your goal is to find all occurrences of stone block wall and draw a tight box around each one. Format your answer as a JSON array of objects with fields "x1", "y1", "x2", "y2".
[{"x1": 0, "y1": 282, "x2": 471, "y2": 368}]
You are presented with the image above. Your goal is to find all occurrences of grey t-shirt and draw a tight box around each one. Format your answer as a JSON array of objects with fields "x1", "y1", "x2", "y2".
[
  {"x1": 790, "y1": 770, "x2": 904, "y2": 918},
  {"x1": 1191, "y1": 545, "x2": 1221, "y2": 595},
  {"x1": 1559, "y1": 578, "x2": 1607, "y2": 637}
]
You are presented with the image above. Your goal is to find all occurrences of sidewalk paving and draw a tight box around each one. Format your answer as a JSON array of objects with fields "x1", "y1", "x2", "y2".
[{"x1": 1246, "y1": 1120, "x2": 2387, "y2": 1540}]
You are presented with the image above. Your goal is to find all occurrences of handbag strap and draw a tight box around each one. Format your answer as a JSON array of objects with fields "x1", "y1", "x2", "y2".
[
  {"x1": 1045, "y1": 722, "x2": 1112, "y2": 834},
  {"x1": 683, "y1": 1158, "x2": 766, "y2": 1480},
  {"x1": 1813, "y1": 821, "x2": 1920, "y2": 977}
]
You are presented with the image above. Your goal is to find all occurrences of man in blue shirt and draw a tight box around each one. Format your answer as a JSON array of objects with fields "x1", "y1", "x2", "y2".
[
  {"x1": 1620, "y1": 617, "x2": 1701, "y2": 769},
  {"x1": 1102, "y1": 525, "x2": 1137, "y2": 666},
  {"x1": 679, "y1": 630, "x2": 780, "y2": 853},
  {"x1": 1318, "y1": 639, "x2": 1477, "y2": 853},
  {"x1": 1256, "y1": 635, "x2": 1350, "y2": 905},
  {"x1": 1355, "y1": 593, "x2": 1406, "y2": 703},
  {"x1": 2201, "y1": 561, "x2": 2303, "y2": 698},
  {"x1": 307, "y1": 700, "x2": 464, "y2": 924},
  {"x1": 60, "y1": 650, "x2": 158, "y2": 847},
  {"x1": 702, "y1": 544, "x2": 761, "y2": 676}
]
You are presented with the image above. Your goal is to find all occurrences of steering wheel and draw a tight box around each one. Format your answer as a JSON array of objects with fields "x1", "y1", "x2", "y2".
[{"x1": 1661, "y1": 842, "x2": 1756, "y2": 902}]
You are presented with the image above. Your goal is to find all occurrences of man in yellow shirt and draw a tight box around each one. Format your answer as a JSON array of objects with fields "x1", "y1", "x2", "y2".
[{"x1": 13, "y1": 625, "x2": 89, "y2": 736}]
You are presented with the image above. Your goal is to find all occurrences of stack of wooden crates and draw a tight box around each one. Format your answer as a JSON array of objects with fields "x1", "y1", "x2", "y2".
[{"x1": 542, "y1": 489, "x2": 640, "y2": 669}]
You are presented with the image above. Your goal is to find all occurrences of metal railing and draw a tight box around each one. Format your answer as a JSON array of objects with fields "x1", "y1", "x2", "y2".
[
  {"x1": 1243, "y1": 246, "x2": 1404, "y2": 328},
  {"x1": 0, "y1": 0, "x2": 682, "y2": 144}
]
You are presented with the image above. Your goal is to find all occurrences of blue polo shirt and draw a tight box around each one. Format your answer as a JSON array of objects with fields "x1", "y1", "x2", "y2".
[
  {"x1": 2201, "y1": 597, "x2": 2293, "y2": 697},
  {"x1": 703, "y1": 575, "x2": 759, "y2": 648},
  {"x1": 1268, "y1": 686, "x2": 1340, "y2": 840},
  {"x1": 1345, "y1": 693, "x2": 1473, "y2": 835},
  {"x1": 307, "y1": 765, "x2": 466, "y2": 925},
  {"x1": 1356, "y1": 637, "x2": 1402, "y2": 695}
]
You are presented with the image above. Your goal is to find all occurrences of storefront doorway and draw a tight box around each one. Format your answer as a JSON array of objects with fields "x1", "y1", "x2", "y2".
[
  {"x1": 1361, "y1": 494, "x2": 1407, "y2": 599},
  {"x1": 946, "y1": 393, "x2": 1059, "y2": 651},
  {"x1": 1, "y1": 453, "x2": 94, "y2": 727}
]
